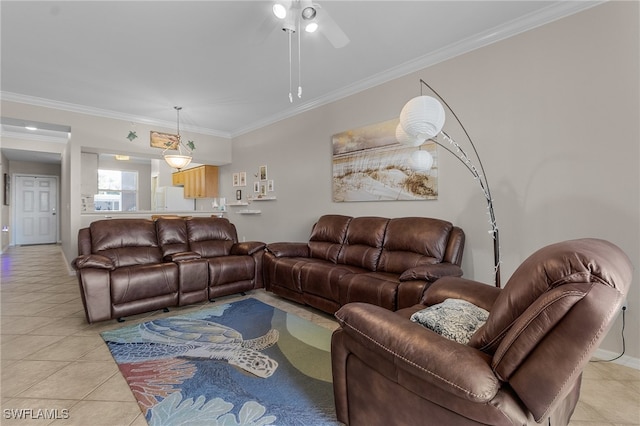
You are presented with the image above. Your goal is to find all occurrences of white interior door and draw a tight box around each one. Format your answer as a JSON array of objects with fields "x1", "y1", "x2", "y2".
[{"x1": 14, "y1": 175, "x2": 58, "y2": 245}]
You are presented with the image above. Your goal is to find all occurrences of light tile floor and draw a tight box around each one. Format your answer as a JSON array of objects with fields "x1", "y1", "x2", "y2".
[{"x1": 1, "y1": 244, "x2": 638, "y2": 425}]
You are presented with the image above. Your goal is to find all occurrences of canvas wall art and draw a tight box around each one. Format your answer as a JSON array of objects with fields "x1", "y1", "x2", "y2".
[
  {"x1": 150, "y1": 131, "x2": 179, "y2": 150},
  {"x1": 332, "y1": 118, "x2": 438, "y2": 202}
]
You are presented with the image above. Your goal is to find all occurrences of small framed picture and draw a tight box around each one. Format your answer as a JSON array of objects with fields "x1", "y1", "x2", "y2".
[
  {"x1": 260, "y1": 183, "x2": 268, "y2": 196},
  {"x1": 239, "y1": 172, "x2": 247, "y2": 187},
  {"x1": 236, "y1": 189, "x2": 242, "y2": 200},
  {"x1": 253, "y1": 182, "x2": 260, "y2": 193},
  {"x1": 268, "y1": 180, "x2": 274, "y2": 192},
  {"x1": 232, "y1": 173, "x2": 239, "y2": 187},
  {"x1": 259, "y1": 165, "x2": 268, "y2": 181},
  {"x1": 150, "y1": 131, "x2": 179, "y2": 149}
]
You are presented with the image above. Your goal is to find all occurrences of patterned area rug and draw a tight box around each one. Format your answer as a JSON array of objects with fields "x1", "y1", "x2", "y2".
[{"x1": 101, "y1": 298, "x2": 339, "y2": 425}]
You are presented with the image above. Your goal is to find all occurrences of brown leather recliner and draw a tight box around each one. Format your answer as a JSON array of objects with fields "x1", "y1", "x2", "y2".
[
  {"x1": 73, "y1": 217, "x2": 265, "y2": 323},
  {"x1": 264, "y1": 215, "x2": 465, "y2": 314},
  {"x1": 331, "y1": 238, "x2": 632, "y2": 425}
]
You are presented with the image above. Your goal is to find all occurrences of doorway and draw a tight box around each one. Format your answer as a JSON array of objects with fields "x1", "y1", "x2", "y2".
[{"x1": 13, "y1": 174, "x2": 59, "y2": 245}]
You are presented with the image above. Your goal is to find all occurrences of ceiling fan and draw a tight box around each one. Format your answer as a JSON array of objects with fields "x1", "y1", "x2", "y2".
[
  {"x1": 272, "y1": 0, "x2": 349, "y2": 49},
  {"x1": 271, "y1": 0, "x2": 350, "y2": 102}
]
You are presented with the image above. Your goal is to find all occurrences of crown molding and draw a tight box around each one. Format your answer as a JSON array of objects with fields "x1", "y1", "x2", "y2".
[
  {"x1": 0, "y1": 129, "x2": 69, "y2": 144},
  {"x1": 1, "y1": 1, "x2": 604, "y2": 140},
  {"x1": 0, "y1": 91, "x2": 232, "y2": 139},
  {"x1": 230, "y1": 0, "x2": 605, "y2": 137}
]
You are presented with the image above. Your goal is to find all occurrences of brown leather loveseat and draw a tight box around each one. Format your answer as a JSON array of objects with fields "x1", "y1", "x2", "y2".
[
  {"x1": 263, "y1": 214, "x2": 465, "y2": 314},
  {"x1": 331, "y1": 238, "x2": 632, "y2": 425},
  {"x1": 73, "y1": 217, "x2": 265, "y2": 323}
]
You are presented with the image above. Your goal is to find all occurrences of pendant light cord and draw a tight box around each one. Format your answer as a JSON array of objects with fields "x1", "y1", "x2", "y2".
[
  {"x1": 298, "y1": 18, "x2": 302, "y2": 99},
  {"x1": 288, "y1": 29, "x2": 293, "y2": 103}
]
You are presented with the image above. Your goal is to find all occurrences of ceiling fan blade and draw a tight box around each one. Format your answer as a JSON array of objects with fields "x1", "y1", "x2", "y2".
[
  {"x1": 317, "y1": 5, "x2": 349, "y2": 48},
  {"x1": 250, "y1": 14, "x2": 281, "y2": 45}
]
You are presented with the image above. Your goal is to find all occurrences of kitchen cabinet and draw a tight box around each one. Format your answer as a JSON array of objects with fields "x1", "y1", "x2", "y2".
[
  {"x1": 172, "y1": 165, "x2": 218, "y2": 199},
  {"x1": 172, "y1": 170, "x2": 186, "y2": 186}
]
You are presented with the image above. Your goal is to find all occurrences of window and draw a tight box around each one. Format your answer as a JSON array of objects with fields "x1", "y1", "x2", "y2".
[{"x1": 94, "y1": 169, "x2": 138, "y2": 211}]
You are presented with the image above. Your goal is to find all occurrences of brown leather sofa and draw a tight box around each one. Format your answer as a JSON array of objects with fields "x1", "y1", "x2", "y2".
[
  {"x1": 331, "y1": 238, "x2": 632, "y2": 425},
  {"x1": 263, "y1": 214, "x2": 465, "y2": 314},
  {"x1": 73, "y1": 217, "x2": 265, "y2": 323}
]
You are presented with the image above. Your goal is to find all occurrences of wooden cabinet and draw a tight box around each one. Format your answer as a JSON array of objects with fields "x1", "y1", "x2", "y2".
[
  {"x1": 172, "y1": 165, "x2": 218, "y2": 199},
  {"x1": 172, "y1": 170, "x2": 186, "y2": 186}
]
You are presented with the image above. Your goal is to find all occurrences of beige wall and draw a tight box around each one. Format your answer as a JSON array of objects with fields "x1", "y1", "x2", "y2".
[{"x1": 225, "y1": 2, "x2": 639, "y2": 361}]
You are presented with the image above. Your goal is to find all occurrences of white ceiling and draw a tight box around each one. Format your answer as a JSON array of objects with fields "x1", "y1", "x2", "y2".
[{"x1": 1, "y1": 1, "x2": 600, "y2": 142}]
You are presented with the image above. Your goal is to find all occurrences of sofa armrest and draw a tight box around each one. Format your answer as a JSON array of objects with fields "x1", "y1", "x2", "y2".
[
  {"x1": 399, "y1": 263, "x2": 463, "y2": 282},
  {"x1": 231, "y1": 241, "x2": 266, "y2": 256},
  {"x1": 423, "y1": 276, "x2": 501, "y2": 311},
  {"x1": 334, "y1": 302, "x2": 499, "y2": 403},
  {"x1": 265, "y1": 242, "x2": 309, "y2": 258},
  {"x1": 72, "y1": 254, "x2": 115, "y2": 271},
  {"x1": 164, "y1": 251, "x2": 202, "y2": 262}
]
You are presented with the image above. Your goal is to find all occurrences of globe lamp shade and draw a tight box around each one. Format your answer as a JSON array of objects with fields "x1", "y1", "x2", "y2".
[
  {"x1": 409, "y1": 150, "x2": 434, "y2": 172},
  {"x1": 396, "y1": 123, "x2": 425, "y2": 147},
  {"x1": 164, "y1": 154, "x2": 192, "y2": 170},
  {"x1": 400, "y1": 95, "x2": 446, "y2": 140}
]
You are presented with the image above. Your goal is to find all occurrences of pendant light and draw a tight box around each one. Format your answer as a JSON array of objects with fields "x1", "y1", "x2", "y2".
[{"x1": 163, "y1": 106, "x2": 192, "y2": 170}]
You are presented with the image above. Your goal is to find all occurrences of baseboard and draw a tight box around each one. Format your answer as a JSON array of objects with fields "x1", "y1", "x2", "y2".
[
  {"x1": 59, "y1": 246, "x2": 76, "y2": 276},
  {"x1": 593, "y1": 348, "x2": 640, "y2": 370}
]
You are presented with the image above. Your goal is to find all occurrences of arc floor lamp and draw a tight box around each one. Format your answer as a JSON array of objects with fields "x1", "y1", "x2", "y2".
[{"x1": 397, "y1": 79, "x2": 501, "y2": 287}]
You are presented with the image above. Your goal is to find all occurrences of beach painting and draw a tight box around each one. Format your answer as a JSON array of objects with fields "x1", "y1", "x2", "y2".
[{"x1": 332, "y1": 118, "x2": 438, "y2": 202}]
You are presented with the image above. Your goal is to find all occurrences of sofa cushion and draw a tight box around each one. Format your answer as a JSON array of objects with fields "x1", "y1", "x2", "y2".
[
  {"x1": 110, "y1": 263, "x2": 179, "y2": 304},
  {"x1": 187, "y1": 217, "x2": 237, "y2": 257},
  {"x1": 338, "y1": 272, "x2": 399, "y2": 311},
  {"x1": 90, "y1": 219, "x2": 163, "y2": 267},
  {"x1": 377, "y1": 217, "x2": 452, "y2": 273},
  {"x1": 156, "y1": 218, "x2": 189, "y2": 257},
  {"x1": 300, "y1": 261, "x2": 364, "y2": 302},
  {"x1": 90, "y1": 219, "x2": 158, "y2": 252},
  {"x1": 207, "y1": 255, "x2": 255, "y2": 286},
  {"x1": 337, "y1": 216, "x2": 389, "y2": 270},
  {"x1": 263, "y1": 256, "x2": 308, "y2": 293},
  {"x1": 411, "y1": 298, "x2": 489, "y2": 344},
  {"x1": 309, "y1": 215, "x2": 352, "y2": 262}
]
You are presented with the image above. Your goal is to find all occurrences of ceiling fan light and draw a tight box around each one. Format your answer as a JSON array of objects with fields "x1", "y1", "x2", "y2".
[
  {"x1": 302, "y1": 6, "x2": 317, "y2": 20},
  {"x1": 305, "y1": 22, "x2": 318, "y2": 33},
  {"x1": 273, "y1": 3, "x2": 287, "y2": 19}
]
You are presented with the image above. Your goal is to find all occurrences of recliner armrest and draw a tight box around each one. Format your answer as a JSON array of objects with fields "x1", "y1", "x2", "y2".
[
  {"x1": 399, "y1": 263, "x2": 463, "y2": 282},
  {"x1": 72, "y1": 254, "x2": 115, "y2": 271},
  {"x1": 231, "y1": 241, "x2": 266, "y2": 256},
  {"x1": 265, "y1": 242, "x2": 309, "y2": 258},
  {"x1": 164, "y1": 251, "x2": 202, "y2": 262},
  {"x1": 334, "y1": 302, "x2": 499, "y2": 403},
  {"x1": 423, "y1": 276, "x2": 501, "y2": 311}
]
